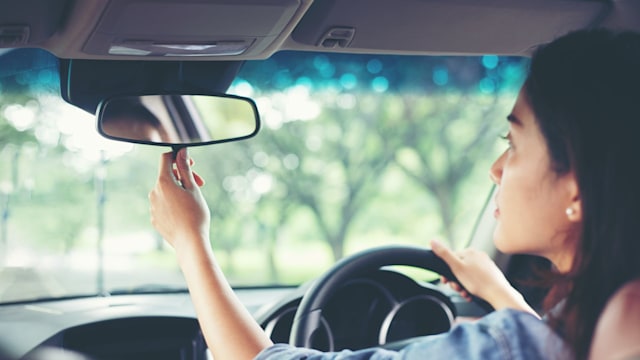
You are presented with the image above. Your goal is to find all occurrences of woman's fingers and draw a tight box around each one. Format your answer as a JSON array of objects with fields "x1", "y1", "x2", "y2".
[
  {"x1": 448, "y1": 280, "x2": 471, "y2": 299},
  {"x1": 168, "y1": 153, "x2": 205, "y2": 187},
  {"x1": 158, "y1": 151, "x2": 176, "y2": 182},
  {"x1": 431, "y1": 239, "x2": 463, "y2": 271},
  {"x1": 174, "y1": 148, "x2": 196, "y2": 190},
  {"x1": 164, "y1": 149, "x2": 204, "y2": 188},
  {"x1": 193, "y1": 170, "x2": 205, "y2": 187},
  {"x1": 449, "y1": 281, "x2": 463, "y2": 292},
  {"x1": 431, "y1": 239, "x2": 487, "y2": 298}
]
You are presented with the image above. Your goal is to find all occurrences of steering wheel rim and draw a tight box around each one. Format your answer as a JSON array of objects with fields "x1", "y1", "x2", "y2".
[{"x1": 289, "y1": 245, "x2": 491, "y2": 348}]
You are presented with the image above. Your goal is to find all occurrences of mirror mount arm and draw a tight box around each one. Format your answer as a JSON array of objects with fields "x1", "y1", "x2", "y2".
[{"x1": 171, "y1": 144, "x2": 187, "y2": 160}]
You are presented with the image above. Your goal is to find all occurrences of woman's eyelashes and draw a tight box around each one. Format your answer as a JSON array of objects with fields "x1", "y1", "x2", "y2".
[{"x1": 500, "y1": 131, "x2": 513, "y2": 149}]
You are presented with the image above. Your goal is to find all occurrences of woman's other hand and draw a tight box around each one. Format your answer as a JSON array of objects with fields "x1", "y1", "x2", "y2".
[
  {"x1": 431, "y1": 239, "x2": 539, "y2": 317},
  {"x1": 149, "y1": 148, "x2": 209, "y2": 251}
]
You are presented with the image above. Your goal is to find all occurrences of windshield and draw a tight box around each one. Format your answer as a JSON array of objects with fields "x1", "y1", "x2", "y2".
[{"x1": 0, "y1": 49, "x2": 527, "y2": 303}]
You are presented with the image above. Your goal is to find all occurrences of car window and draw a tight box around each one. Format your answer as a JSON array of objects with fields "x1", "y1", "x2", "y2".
[{"x1": 0, "y1": 49, "x2": 527, "y2": 303}]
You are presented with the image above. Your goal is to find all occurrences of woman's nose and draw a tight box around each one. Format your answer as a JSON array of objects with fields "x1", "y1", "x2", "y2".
[{"x1": 489, "y1": 151, "x2": 506, "y2": 184}]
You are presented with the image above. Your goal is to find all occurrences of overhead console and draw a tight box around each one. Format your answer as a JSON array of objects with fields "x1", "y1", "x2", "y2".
[{"x1": 82, "y1": 0, "x2": 310, "y2": 59}]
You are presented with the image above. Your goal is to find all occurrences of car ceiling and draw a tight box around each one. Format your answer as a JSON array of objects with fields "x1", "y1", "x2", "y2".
[{"x1": 0, "y1": 0, "x2": 638, "y2": 60}]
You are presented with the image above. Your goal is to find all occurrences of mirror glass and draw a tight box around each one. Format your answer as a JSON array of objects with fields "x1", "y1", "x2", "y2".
[{"x1": 97, "y1": 94, "x2": 259, "y2": 146}]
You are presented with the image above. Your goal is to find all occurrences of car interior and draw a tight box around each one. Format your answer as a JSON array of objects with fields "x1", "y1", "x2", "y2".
[{"x1": 0, "y1": 1, "x2": 638, "y2": 359}]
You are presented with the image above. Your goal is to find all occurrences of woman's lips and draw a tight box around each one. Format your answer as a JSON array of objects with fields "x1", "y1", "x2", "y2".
[{"x1": 494, "y1": 208, "x2": 500, "y2": 218}]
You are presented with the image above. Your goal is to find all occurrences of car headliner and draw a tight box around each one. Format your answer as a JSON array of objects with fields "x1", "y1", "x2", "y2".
[{"x1": 1, "y1": 0, "x2": 639, "y2": 61}]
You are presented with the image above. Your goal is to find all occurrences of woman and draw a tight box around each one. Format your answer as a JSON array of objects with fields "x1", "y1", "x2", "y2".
[{"x1": 149, "y1": 28, "x2": 640, "y2": 360}]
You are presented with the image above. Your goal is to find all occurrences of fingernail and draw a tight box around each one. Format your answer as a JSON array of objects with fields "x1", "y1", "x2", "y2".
[{"x1": 431, "y1": 239, "x2": 441, "y2": 249}]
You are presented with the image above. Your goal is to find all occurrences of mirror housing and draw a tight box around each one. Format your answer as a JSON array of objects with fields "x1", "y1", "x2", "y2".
[{"x1": 97, "y1": 93, "x2": 260, "y2": 147}]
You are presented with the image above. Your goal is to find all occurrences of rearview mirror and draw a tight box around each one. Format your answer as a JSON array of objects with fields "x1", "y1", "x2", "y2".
[{"x1": 97, "y1": 94, "x2": 260, "y2": 146}]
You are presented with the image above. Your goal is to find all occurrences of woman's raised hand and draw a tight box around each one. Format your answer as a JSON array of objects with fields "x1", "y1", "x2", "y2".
[
  {"x1": 149, "y1": 148, "x2": 273, "y2": 360},
  {"x1": 149, "y1": 148, "x2": 210, "y2": 252}
]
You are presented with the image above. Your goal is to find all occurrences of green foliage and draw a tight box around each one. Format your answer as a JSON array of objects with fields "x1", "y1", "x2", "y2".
[{"x1": 1, "y1": 51, "x2": 528, "y2": 291}]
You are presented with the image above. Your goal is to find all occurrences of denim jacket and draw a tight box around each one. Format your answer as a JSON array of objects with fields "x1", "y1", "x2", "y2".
[{"x1": 255, "y1": 309, "x2": 571, "y2": 360}]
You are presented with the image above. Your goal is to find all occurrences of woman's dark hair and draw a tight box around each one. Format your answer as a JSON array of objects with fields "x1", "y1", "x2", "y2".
[{"x1": 525, "y1": 28, "x2": 640, "y2": 359}]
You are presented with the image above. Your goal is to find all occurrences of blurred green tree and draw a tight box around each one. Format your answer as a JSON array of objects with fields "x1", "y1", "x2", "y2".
[{"x1": 229, "y1": 53, "x2": 526, "y2": 264}]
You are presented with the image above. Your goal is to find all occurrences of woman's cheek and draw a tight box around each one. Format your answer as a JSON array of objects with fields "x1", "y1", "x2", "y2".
[{"x1": 492, "y1": 219, "x2": 517, "y2": 254}]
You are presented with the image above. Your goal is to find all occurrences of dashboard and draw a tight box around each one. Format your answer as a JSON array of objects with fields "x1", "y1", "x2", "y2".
[
  {"x1": 0, "y1": 270, "x2": 480, "y2": 359},
  {"x1": 0, "y1": 291, "x2": 283, "y2": 360},
  {"x1": 41, "y1": 317, "x2": 205, "y2": 360}
]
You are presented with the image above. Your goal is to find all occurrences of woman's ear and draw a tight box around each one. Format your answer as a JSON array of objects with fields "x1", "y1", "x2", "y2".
[{"x1": 564, "y1": 171, "x2": 582, "y2": 222}]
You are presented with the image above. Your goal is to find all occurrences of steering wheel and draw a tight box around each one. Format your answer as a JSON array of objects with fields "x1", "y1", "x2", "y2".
[{"x1": 289, "y1": 245, "x2": 493, "y2": 349}]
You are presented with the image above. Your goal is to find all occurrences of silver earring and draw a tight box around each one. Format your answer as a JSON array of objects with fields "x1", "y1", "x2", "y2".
[{"x1": 566, "y1": 208, "x2": 575, "y2": 217}]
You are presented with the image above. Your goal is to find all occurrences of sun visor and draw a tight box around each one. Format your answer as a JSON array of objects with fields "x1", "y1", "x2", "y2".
[
  {"x1": 83, "y1": 0, "x2": 303, "y2": 59},
  {"x1": 60, "y1": 59, "x2": 242, "y2": 114}
]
